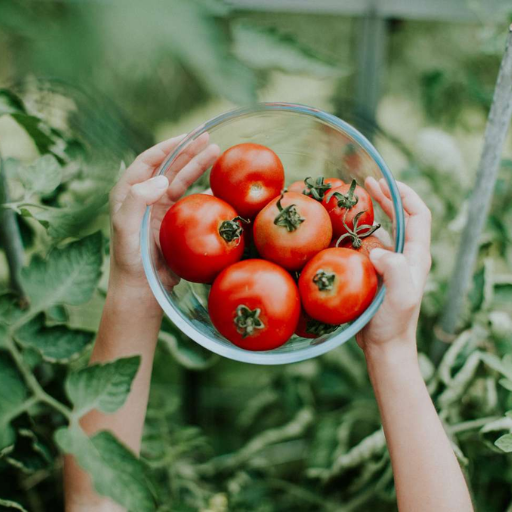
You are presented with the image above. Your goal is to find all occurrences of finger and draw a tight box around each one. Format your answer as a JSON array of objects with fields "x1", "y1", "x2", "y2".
[
  {"x1": 379, "y1": 179, "x2": 431, "y2": 284},
  {"x1": 167, "y1": 144, "x2": 221, "y2": 202},
  {"x1": 365, "y1": 177, "x2": 394, "y2": 219},
  {"x1": 122, "y1": 134, "x2": 187, "y2": 186},
  {"x1": 113, "y1": 175, "x2": 169, "y2": 237},
  {"x1": 369, "y1": 248, "x2": 418, "y2": 309},
  {"x1": 163, "y1": 132, "x2": 211, "y2": 184}
]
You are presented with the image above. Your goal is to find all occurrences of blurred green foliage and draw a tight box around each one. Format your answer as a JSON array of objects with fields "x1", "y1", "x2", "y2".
[{"x1": 1, "y1": 1, "x2": 512, "y2": 511}]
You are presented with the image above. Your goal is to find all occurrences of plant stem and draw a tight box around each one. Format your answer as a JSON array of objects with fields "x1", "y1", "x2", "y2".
[
  {"x1": 449, "y1": 416, "x2": 501, "y2": 434},
  {"x1": 0, "y1": 154, "x2": 28, "y2": 304},
  {"x1": 435, "y1": 26, "x2": 512, "y2": 359},
  {"x1": 5, "y1": 335, "x2": 72, "y2": 421}
]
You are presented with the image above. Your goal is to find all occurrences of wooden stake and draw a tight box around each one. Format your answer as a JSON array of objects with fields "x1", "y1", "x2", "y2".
[{"x1": 436, "y1": 25, "x2": 512, "y2": 354}]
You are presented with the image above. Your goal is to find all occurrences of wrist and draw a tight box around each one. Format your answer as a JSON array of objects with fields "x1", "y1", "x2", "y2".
[
  {"x1": 363, "y1": 337, "x2": 418, "y2": 368},
  {"x1": 106, "y1": 271, "x2": 163, "y2": 320}
]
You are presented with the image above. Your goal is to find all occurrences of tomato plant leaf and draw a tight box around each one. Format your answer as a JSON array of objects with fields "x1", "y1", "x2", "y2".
[
  {"x1": 0, "y1": 498, "x2": 29, "y2": 512},
  {"x1": 21, "y1": 232, "x2": 103, "y2": 311},
  {"x1": 4, "y1": 429, "x2": 53, "y2": 474},
  {"x1": 20, "y1": 193, "x2": 109, "y2": 239},
  {"x1": 495, "y1": 433, "x2": 512, "y2": 453},
  {"x1": 46, "y1": 305, "x2": 69, "y2": 325},
  {"x1": 65, "y1": 356, "x2": 140, "y2": 417},
  {"x1": 17, "y1": 155, "x2": 62, "y2": 197},
  {"x1": 14, "y1": 314, "x2": 94, "y2": 363},
  {"x1": 0, "y1": 352, "x2": 28, "y2": 450},
  {"x1": 159, "y1": 329, "x2": 219, "y2": 371},
  {"x1": 55, "y1": 426, "x2": 155, "y2": 511},
  {"x1": 232, "y1": 22, "x2": 341, "y2": 77},
  {"x1": 0, "y1": 89, "x2": 26, "y2": 116}
]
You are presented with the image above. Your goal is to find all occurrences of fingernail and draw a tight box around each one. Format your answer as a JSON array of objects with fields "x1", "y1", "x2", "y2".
[
  {"x1": 150, "y1": 175, "x2": 169, "y2": 188},
  {"x1": 369, "y1": 248, "x2": 387, "y2": 262}
]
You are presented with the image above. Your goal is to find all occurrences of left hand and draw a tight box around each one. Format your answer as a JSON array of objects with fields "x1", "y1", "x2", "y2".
[{"x1": 108, "y1": 133, "x2": 220, "y2": 310}]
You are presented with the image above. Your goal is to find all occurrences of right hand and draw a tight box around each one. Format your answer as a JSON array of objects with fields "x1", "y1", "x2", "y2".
[{"x1": 356, "y1": 178, "x2": 432, "y2": 357}]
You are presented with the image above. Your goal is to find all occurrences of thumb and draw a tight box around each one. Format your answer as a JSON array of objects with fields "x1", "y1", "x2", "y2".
[
  {"x1": 114, "y1": 175, "x2": 169, "y2": 235},
  {"x1": 369, "y1": 248, "x2": 414, "y2": 304}
]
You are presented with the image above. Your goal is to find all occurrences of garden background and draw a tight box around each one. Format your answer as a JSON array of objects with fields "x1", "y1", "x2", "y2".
[{"x1": 1, "y1": 1, "x2": 512, "y2": 510}]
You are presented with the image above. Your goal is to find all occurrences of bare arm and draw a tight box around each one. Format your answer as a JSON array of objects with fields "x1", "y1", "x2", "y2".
[
  {"x1": 360, "y1": 178, "x2": 473, "y2": 512},
  {"x1": 63, "y1": 134, "x2": 220, "y2": 511}
]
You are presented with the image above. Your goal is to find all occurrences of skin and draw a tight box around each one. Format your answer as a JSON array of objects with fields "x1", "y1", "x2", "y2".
[
  {"x1": 335, "y1": 234, "x2": 387, "y2": 256},
  {"x1": 253, "y1": 191, "x2": 332, "y2": 271},
  {"x1": 210, "y1": 143, "x2": 285, "y2": 218},
  {"x1": 64, "y1": 138, "x2": 473, "y2": 512},
  {"x1": 159, "y1": 193, "x2": 245, "y2": 283},
  {"x1": 298, "y1": 247, "x2": 378, "y2": 325},
  {"x1": 322, "y1": 182, "x2": 374, "y2": 238},
  {"x1": 208, "y1": 259, "x2": 301, "y2": 350}
]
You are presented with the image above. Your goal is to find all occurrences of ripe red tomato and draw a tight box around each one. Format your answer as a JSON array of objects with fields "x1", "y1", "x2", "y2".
[
  {"x1": 322, "y1": 180, "x2": 374, "y2": 238},
  {"x1": 210, "y1": 143, "x2": 285, "y2": 218},
  {"x1": 160, "y1": 194, "x2": 247, "y2": 284},
  {"x1": 340, "y1": 235, "x2": 386, "y2": 257},
  {"x1": 288, "y1": 177, "x2": 345, "y2": 201},
  {"x1": 208, "y1": 259, "x2": 301, "y2": 350},
  {"x1": 299, "y1": 248, "x2": 378, "y2": 325},
  {"x1": 253, "y1": 191, "x2": 332, "y2": 271},
  {"x1": 295, "y1": 310, "x2": 339, "y2": 339}
]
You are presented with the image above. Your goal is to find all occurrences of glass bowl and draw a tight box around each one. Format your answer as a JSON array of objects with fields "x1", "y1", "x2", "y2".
[{"x1": 141, "y1": 102, "x2": 405, "y2": 365}]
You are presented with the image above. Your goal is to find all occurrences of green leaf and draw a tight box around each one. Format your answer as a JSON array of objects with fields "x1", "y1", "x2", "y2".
[
  {"x1": 55, "y1": 426, "x2": 155, "y2": 511},
  {"x1": 66, "y1": 356, "x2": 140, "y2": 417},
  {"x1": 495, "y1": 433, "x2": 512, "y2": 453},
  {"x1": 20, "y1": 193, "x2": 109, "y2": 238},
  {"x1": 11, "y1": 113, "x2": 59, "y2": 156},
  {"x1": 21, "y1": 232, "x2": 103, "y2": 311},
  {"x1": 0, "y1": 499, "x2": 29, "y2": 512},
  {"x1": 0, "y1": 352, "x2": 28, "y2": 450},
  {"x1": 499, "y1": 379, "x2": 512, "y2": 391},
  {"x1": 159, "y1": 330, "x2": 219, "y2": 370},
  {"x1": 18, "y1": 155, "x2": 62, "y2": 196},
  {"x1": 4, "y1": 429, "x2": 53, "y2": 474},
  {"x1": 232, "y1": 22, "x2": 340, "y2": 77},
  {"x1": 0, "y1": 88, "x2": 26, "y2": 116},
  {"x1": 46, "y1": 305, "x2": 69, "y2": 324},
  {"x1": 0, "y1": 294, "x2": 24, "y2": 326},
  {"x1": 15, "y1": 314, "x2": 94, "y2": 363}
]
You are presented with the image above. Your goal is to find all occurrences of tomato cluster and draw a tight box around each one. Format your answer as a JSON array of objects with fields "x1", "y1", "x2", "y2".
[{"x1": 159, "y1": 143, "x2": 386, "y2": 352}]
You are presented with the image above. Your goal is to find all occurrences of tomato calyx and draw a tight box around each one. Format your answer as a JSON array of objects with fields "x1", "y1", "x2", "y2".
[
  {"x1": 302, "y1": 176, "x2": 332, "y2": 201},
  {"x1": 313, "y1": 269, "x2": 335, "y2": 291},
  {"x1": 219, "y1": 216, "x2": 250, "y2": 243},
  {"x1": 327, "y1": 179, "x2": 359, "y2": 210},
  {"x1": 274, "y1": 194, "x2": 305, "y2": 232},
  {"x1": 234, "y1": 305, "x2": 265, "y2": 338},
  {"x1": 306, "y1": 319, "x2": 338, "y2": 336},
  {"x1": 335, "y1": 210, "x2": 381, "y2": 248}
]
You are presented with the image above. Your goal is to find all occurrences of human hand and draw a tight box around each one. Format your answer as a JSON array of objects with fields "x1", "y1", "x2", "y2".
[
  {"x1": 356, "y1": 178, "x2": 432, "y2": 358},
  {"x1": 108, "y1": 133, "x2": 220, "y2": 311}
]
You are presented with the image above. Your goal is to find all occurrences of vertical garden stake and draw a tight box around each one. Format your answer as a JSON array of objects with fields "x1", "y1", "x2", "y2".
[
  {"x1": 436, "y1": 25, "x2": 512, "y2": 358},
  {"x1": 0, "y1": 155, "x2": 27, "y2": 304}
]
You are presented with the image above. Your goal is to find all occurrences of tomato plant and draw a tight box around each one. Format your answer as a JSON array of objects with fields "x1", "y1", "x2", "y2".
[
  {"x1": 253, "y1": 191, "x2": 332, "y2": 271},
  {"x1": 208, "y1": 259, "x2": 301, "y2": 350},
  {"x1": 210, "y1": 143, "x2": 285, "y2": 218},
  {"x1": 160, "y1": 194, "x2": 247, "y2": 283},
  {"x1": 288, "y1": 176, "x2": 345, "y2": 201},
  {"x1": 299, "y1": 247, "x2": 378, "y2": 325},
  {"x1": 322, "y1": 180, "x2": 374, "y2": 238}
]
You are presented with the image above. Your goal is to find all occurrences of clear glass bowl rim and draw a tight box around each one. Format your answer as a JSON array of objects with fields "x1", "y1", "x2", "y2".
[{"x1": 141, "y1": 102, "x2": 406, "y2": 365}]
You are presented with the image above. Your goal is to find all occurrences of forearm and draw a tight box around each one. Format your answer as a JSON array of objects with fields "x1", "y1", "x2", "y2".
[
  {"x1": 64, "y1": 280, "x2": 162, "y2": 511},
  {"x1": 365, "y1": 341, "x2": 473, "y2": 512}
]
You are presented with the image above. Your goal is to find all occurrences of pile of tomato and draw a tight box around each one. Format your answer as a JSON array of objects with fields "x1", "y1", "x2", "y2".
[{"x1": 159, "y1": 143, "x2": 386, "y2": 352}]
